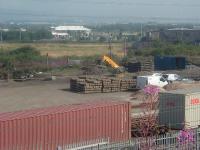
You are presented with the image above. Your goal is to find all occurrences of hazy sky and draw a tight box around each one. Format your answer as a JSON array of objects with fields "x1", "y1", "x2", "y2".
[{"x1": 1, "y1": 0, "x2": 200, "y2": 22}]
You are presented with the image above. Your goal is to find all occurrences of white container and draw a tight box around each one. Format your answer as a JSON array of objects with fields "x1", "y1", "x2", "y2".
[{"x1": 159, "y1": 88, "x2": 200, "y2": 129}]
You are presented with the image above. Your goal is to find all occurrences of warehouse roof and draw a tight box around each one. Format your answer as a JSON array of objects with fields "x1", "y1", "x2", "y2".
[
  {"x1": 53, "y1": 26, "x2": 91, "y2": 31},
  {"x1": 52, "y1": 31, "x2": 69, "y2": 36},
  {"x1": 162, "y1": 87, "x2": 200, "y2": 95}
]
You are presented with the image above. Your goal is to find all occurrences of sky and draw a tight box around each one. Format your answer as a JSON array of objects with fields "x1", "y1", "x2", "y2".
[{"x1": 0, "y1": 0, "x2": 200, "y2": 23}]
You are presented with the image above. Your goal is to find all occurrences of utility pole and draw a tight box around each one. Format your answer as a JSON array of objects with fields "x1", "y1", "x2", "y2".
[
  {"x1": 181, "y1": 27, "x2": 183, "y2": 43},
  {"x1": 0, "y1": 30, "x2": 2, "y2": 42},
  {"x1": 46, "y1": 53, "x2": 49, "y2": 71},
  {"x1": 124, "y1": 36, "x2": 127, "y2": 58},
  {"x1": 19, "y1": 28, "x2": 26, "y2": 41},
  {"x1": 108, "y1": 34, "x2": 112, "y2": 58},
  {"x1": 19, "y1": 30, "x2": 22, "y2": 41},
  {"x1": 140, "y1": 23, "x2": 143, "y2": 40}
]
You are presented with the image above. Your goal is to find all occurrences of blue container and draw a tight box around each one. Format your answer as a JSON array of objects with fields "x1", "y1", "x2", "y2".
[{"x1": 154, "y1": 56, "x2": 185, "y2": 70}]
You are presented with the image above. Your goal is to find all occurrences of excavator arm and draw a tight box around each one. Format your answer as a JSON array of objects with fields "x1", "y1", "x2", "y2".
[
  {"x1": 102, "y1": 55, "x2": 120, "y2": 69},
  {"x1": 102, "y1": 55, "x2": 124, "y2": 73}
]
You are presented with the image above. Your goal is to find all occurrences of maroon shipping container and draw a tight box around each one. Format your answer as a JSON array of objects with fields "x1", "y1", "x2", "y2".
[{"x1": 0, "y1": 101, "x2": 130, "y2": 150}]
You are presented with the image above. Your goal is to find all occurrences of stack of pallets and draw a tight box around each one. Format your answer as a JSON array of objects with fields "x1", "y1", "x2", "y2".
[
  {"x1": 125, "y1": 58, "x2": 154, "y2": 73},
  {"x1": 111, "y1": 78, "x2": 121, "y2": 92},
  {"x1": 70, "y1": 77, "x2": 102, "y2": 93},
  {"x1": 120, "y1": 79, "x2": 136, "y2": 91},
  {"x1": 70, "y1": 76, "x2": 136, "y2": 94},
  {"x1": 102, "y1": 78, "x2": 112, "y2": 93},
  {"x1": 141, "y1": 60, "x2": 154, "y2": 72}
]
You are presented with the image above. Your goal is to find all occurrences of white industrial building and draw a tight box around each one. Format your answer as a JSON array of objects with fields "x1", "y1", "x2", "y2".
[{"x1": 51, "y1": 26, "x2": 91, "y2": 40}]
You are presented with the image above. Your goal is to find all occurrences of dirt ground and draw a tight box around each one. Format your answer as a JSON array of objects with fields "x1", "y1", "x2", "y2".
[
  {"x1": 0, "y1": 79, "x2": 132, "y2": 113},
  {"x1": 0, "y1": 72, "x2": 199, "y2": 114}
]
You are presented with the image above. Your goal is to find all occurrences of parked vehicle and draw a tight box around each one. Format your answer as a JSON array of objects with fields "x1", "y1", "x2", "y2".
[
  {"x1": 162, "y1": 74, "x2": 181, "y2": 82},
  {"x1": 162, "y1": 73, "x2": 194, "y2": 83},
  {"x1": 136, "y1": 75, "x2": 168, "y2": 89}
]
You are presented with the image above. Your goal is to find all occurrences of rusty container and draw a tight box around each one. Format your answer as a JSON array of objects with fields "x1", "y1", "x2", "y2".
[{"x1": 0, "y1": 101, "x2": 130, "y2": 150}]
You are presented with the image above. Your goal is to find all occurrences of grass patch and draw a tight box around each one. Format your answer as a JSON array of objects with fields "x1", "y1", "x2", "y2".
[{"x1": 0, "y1": 42, "x2": 124, "y2": 57}]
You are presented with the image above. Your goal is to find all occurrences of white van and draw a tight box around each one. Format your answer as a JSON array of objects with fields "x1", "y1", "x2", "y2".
[
  {"x1": 162, "y1": 74, "x2": 181, "y2": 82},
  {"x1": 136, "y1": 75, "x2": 168, "y2": 89}
]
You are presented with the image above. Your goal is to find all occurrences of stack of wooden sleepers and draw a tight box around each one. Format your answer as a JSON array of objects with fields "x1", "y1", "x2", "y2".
[
  {"x1": 120, "y1": 79, "x2": 136, "y2": 91},
  {"x1": 70, "y1": 76, "x2": 136, "y2": 93},
  {"x1": 141, "y1": 59, "x2": 154, "y2": 72},
  {"x1": 125, "y1": 58, "x2": 154, "y2": 73},
  {"x1": 70, "y1": 76, "x2": 102, "y2": 93}
]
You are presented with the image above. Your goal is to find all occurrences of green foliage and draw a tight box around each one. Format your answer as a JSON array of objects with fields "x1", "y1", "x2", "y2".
[
  {"x1": 9, "y1": 46, "x2": 42, "y2": 62},
  {"x1": 133, "y1": 41, "x2": 200, "y2": 56},
  {"x1": 2, "y1": 31, "x2": 20, "y2": 41},
  {"x1": 31, "y1": 29, "x2": 53, "y2": 41},
  {"x1": 1, "y1": 29, "x2": 52, "y2": 42},
  {"x1": 0, "y1": 46, "x2": 43, "y2": 71},
  {"x1": 0, "y1": 52, "x2": 14, "y2": 70},
  {"x1": 99, "y1": 36, "x2": 107, "y2": 42}
]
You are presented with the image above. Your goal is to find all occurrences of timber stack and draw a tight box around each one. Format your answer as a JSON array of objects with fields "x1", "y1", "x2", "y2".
[
  {"x1": 141, "y1": 59, "x2": 154, "y2": 72},
  {"x1": 70, "y1": 76, "x2": 136, "y2": 93},
  {"x1": 125, "y1": 58, "x2": 153, "y2": 73}
]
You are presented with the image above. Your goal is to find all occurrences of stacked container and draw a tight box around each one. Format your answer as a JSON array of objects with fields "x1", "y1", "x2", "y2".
[
  {"x1": 159, "y1": 88, "x2": 200, "y2": 129},
  {"x1": 0, "y1": 101, "x2": 131, "y2": 150}
]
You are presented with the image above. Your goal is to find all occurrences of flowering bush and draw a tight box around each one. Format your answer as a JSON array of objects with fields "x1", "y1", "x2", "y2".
[
  {"x1": 177, "y1": 130, "x2": 195, "y2": 144},
  {"x1": 142, "y1": 85, "x2": 160, "y2": 110},
  {"x1": 177, "y1": 129, "x2": 196, "y2": 149},
  {"x1": 143, "y1": 85, "x2": 160, "y2": 96},
  {"x1": 132, "y1": 85, "x2": 161, "y2": 149}
]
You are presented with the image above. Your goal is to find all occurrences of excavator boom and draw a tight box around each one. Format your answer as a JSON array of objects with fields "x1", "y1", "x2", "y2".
[
  {"x1": 102, "y1": 55, "x2": 120, "y2": 69},
  {"x1": 102, "y1": 55, "x2": 125, "y2": 73}
]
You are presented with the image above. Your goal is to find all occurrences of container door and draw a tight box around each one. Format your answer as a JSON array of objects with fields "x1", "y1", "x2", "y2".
[
  {"x1": 185, "y1": 94, "x2": 200, "y2": 129},
  {"x1": 159, "y1": 93, "x2": 185, "y2": 129}
]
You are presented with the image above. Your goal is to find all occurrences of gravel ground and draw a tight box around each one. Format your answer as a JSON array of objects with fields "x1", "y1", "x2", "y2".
[
  {"x1": 0, "y1": 67, "x2": 199, "y2": 114},
  {"x1": 0, "y1": 79, "x2": 132, "y2": 113}
]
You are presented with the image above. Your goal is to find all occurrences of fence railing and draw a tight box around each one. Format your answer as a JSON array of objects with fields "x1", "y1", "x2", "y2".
[
  {"x1": 62, "y1": 128, "x2": 200, "y2": 150},
  {"x1": 62, "y1": 139, "x2": 109, "y2": 150}
]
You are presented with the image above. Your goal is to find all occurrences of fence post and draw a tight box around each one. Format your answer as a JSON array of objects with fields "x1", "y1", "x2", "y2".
[
  {"x1": 46, "y1": 53, "x2": 49, "y2": 71},
  {"x1": 57, "y1": 146, "x2": 62, "y2": 150},
  {"x1": 197, "y1": 129, "x2": 199, "y2": 149}
]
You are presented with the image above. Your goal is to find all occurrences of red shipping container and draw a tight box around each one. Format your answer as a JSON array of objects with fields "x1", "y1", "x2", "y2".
[{"x1": 0, "y1": 101, "x2": 131, "y2": 150}]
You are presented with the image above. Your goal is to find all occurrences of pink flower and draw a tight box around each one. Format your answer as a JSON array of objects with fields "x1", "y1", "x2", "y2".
[
  {"x1": 143, "y1": 85, "x2": 160, "y2": 95},
  {"x1": 177, "y1": 130, "x2": 194, "y2": 144}
]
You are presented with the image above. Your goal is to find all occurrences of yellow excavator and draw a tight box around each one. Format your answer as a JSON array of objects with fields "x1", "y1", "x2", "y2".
[{"x1": 102, "y1": 55, "x2": 125, "y2": 73}]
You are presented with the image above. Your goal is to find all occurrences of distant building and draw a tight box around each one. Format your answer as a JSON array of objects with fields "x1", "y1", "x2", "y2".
[
  {"x1": 146, "y1": 30, "x2": 160, "y2": 41},
  {"x1": 147, "y1": 28, "x2": 200, "y2": 44},
  {"x1": 51, "y1": 32, "x2": 69, "y2": 39},
  {"x1": 51, "y1": 26, "x2": 91, "y2": 40}
]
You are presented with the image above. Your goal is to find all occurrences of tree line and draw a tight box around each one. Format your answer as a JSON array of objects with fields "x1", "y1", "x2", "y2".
[{"x1": 0, "y1": 29, "x2": 52, "y2": 42}]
